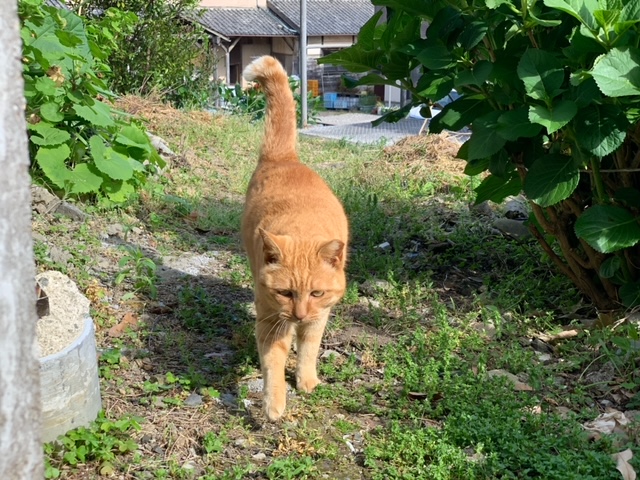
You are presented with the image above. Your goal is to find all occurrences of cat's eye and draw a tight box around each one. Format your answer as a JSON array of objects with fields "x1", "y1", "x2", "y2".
[
  {"x1": 277, "y1": 290, "x2": 293, "y2": 298},
  {"x1": 310, "y1": 290, "x2": 325, "y2": 298}
]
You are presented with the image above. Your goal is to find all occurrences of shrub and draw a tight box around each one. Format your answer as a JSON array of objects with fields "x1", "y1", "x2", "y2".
[
  {"x1": 320, "y1": 0, "x2": 640, "y2": 311},
  {"x1": 218, "y1": 76, "x2": 322, "y2": 123},
  {"x1": 20, "y1": 0, "x2": 164, "y2": 205},
  {"x1": 76, "y1": 0, "x2": 216, "y2": 108}
]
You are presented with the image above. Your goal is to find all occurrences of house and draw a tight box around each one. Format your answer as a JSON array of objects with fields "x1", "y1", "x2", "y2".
[{"x1": 194, "y1": 0, "x2": 374, "y2": 95}]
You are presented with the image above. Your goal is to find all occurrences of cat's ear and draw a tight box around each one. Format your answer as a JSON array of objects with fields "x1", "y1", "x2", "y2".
[
  {"x1": 259, "y1": 228, "x2": 284, "y2": 264},
  {"x1": 318, "y1": 239, "x2": 345, "y2": 269}
]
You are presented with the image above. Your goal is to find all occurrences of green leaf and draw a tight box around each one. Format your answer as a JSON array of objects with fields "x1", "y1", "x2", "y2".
[
  {"x1": 35, "y1": 144, "x2": 71, "y2": 189},
  {"x1": 318, "y1": 47, "x2": 384, "y2": 73},
  {"x1": 73, "y1": 101, "x2": 115, "y2": 127},
  {"x1": 570, "y1": 77, "x2": 601, "y2": 108},
  {"x1": 372, "y1": 103, "x2": 413, "y2": 126},
  {"x1": 590, "y1": 47, "x2": 640, "y2": 97},
  {"x1": 416, "y1": 44, "x2": 454, "y2": 70},
  {"x1": 356, "y1": 10, "x2": 383, "y2": 51},
  {"x1": 35, "y1": 76, "x2": 62, "y2": 96},
  {"x1": 529, "y1": 100, "x2": 577, "y2": 134},
  {"x1": 343, "y1": 73, "x2": 399, "y2": 89},
  {"x1": 489, "y1": 150, "x2": 512, "y2": 178},
  {"x1": 464, "y1": 157, "x2": 490, "y2": 176},
  {"x1": 620, "y1": 281, "x2": 640, "y2": 307},
  {"x1": 429, "y1": 97, "x2": 492, "y2": 133},
  {"x1": 90, "y1": 135, "x2": 134, "y2": 181},
  {"x1": 454, "y1": 61, "x2": 492, "y2": 88},
  {"x1": 542, "y1": 0, "x2": 598, "y2": 30},
  {"x1": 115, "y1": 125, "x2": 152, "y2": 151},
  {"x1": 466, "y1": 112, "x2": 507, "y2": 160},
  {"x1": 524, "y1": 154, "x2": 580, "y2": 207},
  {"x1": 527, "y1": 8, "x2": 563, "y2": 26},
  {"x1": 497, "y1": 108, "x2": 543, "y2": 141},
  {"x1": 457, "y1": 20, "x2": 488, "y2": 50},
  {"x1": 68, "y1": 163, "x2": 103, "y2": 194},
  {"x1": 573, "y1": 104, "x2": 629, "y2": 157},
  {"x1": 28, "y1": 122, "x2": 71, "y2": 146},
  {"x1": 620, "y1": 0, "x2": 640, "y2": 23},
  {"x1": 517, "y1": 49, "x2": 565, "y2": 101},
  {"x1": 474, "y1": 174, "x2": 522, "y2": 204},
  {"x1": 575, "y1": 205, "x2": 640, "y2": 253},
  {"x1": 103, "y1": 179, "x2": 136, "y2": 203},
  {"x1": 415, "y1": 72, "x2": 455, "y2": 102},
  {"x1": 593, "y1": 9, "x2": 619, "y2": 29},
  {"x1": 614, "y1": 188, "x2": 640, "y2": 208},
  {"x1": 40, "y1": 102, "x2": 64, "y2": 122},
  {"x1": 599, "y1": 255, "x2": 622, "y2": 278}
]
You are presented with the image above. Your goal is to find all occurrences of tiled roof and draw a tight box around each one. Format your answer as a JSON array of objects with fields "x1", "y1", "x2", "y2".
[
  {"x1": 45, "y1": 0, "x2": 70, "y2": 9},
  {"x1": 268, "y1": 0, "x2": 374, "y2": 36},
  {"x1": 195, "y1": 7, "x2": 297, "y2": 38}
]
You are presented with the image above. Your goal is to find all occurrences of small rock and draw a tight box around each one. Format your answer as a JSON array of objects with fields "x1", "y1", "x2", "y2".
[
  {"x1": 31, "y1": 185, "x2": 61, "y2": 214},
  {"x1": 471, "y1": 321, "x2": 496, "y2": 340},
  {"x1": 584, "y1": 361, "x2": 615, "y2": 388},
  {"x1": 321, "y1": 349, "x2": 343, "y2": 360},
  {"x1": 493, "y1": 218, "x2": 531, "y2": 240},
  {"x1": 531, "y1": 338, "x2": 554, "y2": 353},
  {"x1": 503, "y1": 195, "x2": 529, "y2": 219},
  {"x1": 242, "y1": 399, "x2": 253, "y2": 409},
  {"x1": 360, "y1": 279, "x2": 392, "y2": 296},
  {"x1": 147, "y1": 133, "x2": 175, "y2": 156},
  {"x1": 220, "y1": 393, "x2": 237, "y2": 408},
  {"x1": 55, "y1": 201, "x2": 88, "y2": 222},
  {"x1": 366, "y1": 298, "x2": 381, "y2": 309},
  {"x1": 184, "y1": 392, "x2": 203, "y2": 407},
  {"x1": 535, "y1": 352, "x2": 553, "y2": 364},
  {"x1": 470, "y1": 201, "x2": 494, "y2": 217},
  {"x1": 32, "y1": 232, "x2": 47, "y2": 244},
  {"x1": 181, "y1": 461, "x2": 196, "y2": 471},
  {"x1": 252, "y1": 452, "x2": 267, "y2": 461},
  {"x1": 234, "y1": 438, "x2": 247, "y2": 447},
  {"x1": 106, "y1": 223, "x2": 124, "y2": 236},
  {"x1": 245, "y1": 378, "x2": 263, "y2": 393},
  {"x1": 49, "y1": 245, "x2": 72, "y2": 265},
  {"x1": 555, "y1": 406, "x2": 572, "y2": 418}
]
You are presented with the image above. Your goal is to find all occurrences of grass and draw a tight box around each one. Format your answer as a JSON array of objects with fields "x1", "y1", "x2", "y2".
[{"x1": 36, "y1": 98, "x2": 640, "y2": 478}]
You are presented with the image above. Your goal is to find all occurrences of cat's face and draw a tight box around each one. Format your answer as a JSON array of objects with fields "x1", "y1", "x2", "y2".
[{"x1": 257, "y1": 229, "x2": 346, "y2": 324}]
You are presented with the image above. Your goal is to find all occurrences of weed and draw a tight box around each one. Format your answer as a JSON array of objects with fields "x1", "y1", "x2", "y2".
[
  {"x1": 266, "y1": 455, "x2": 315, "y2": 480},
  {"x1": 115, "y1": 246, "x2": 158, "y2": 298},
  {"x1": 99, "y1": 348, "x2": 122, "y2": 380},
  {"x1": 202, "y1": 430, "x2": 228, "y2": 455},
  {"x1": 44, "y1": 412, "x2": 141, "y2": 477}
]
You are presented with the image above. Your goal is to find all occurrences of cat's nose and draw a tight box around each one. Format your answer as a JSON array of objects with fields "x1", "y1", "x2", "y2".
[{"x1": 293, "y1": 303, "x2": 308, "y2": 321}]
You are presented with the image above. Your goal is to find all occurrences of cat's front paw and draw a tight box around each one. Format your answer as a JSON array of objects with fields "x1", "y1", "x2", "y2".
[
  {"x1": 263, "y1": 392, "x2": 286, "y2": 421},
  {"x1": 296, "y1": 375, "x2": 320, "y2": 393}
]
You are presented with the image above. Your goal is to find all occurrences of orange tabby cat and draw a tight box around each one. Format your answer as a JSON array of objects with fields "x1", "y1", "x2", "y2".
[{"x1": 241, "y1": 56, "x2": 349, "y2": 421}]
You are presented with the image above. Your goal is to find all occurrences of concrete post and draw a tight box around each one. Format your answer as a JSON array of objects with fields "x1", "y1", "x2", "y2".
[{"x1": 0, "y1": 0, "x2": 43, "y2": 477}]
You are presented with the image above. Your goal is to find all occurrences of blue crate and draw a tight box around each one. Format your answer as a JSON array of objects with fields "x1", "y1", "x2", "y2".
[{"x1": 323, "y1": 92, "x2": 338, "y2": 109}]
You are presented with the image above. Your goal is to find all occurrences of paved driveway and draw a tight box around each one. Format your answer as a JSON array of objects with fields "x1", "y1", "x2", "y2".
[{"x1": 302, "y1": 112, "x2": 469, "y2": 145}]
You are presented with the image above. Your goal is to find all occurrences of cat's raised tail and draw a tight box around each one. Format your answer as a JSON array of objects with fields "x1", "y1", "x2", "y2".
[{"x1": 243, "y1": 55, "x2": 298, "y2": 163}]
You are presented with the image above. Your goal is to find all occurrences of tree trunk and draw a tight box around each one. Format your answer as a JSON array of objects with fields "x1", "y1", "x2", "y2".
[{"x1": 0, "y1": 0, "x2": 43, "y2": 477}]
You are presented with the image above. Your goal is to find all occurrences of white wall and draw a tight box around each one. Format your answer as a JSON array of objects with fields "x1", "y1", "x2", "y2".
[{"x1": 308, "y1": 35, "x2": 357, "y2": 54}]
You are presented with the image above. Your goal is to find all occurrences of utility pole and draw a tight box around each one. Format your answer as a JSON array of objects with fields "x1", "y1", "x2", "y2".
[
  {"x1": 0, "y1": 0, "x2": 43, "y2": 477},
  {"x1": 300, "y1": 0, "x2": 308, "y2": 128}
]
